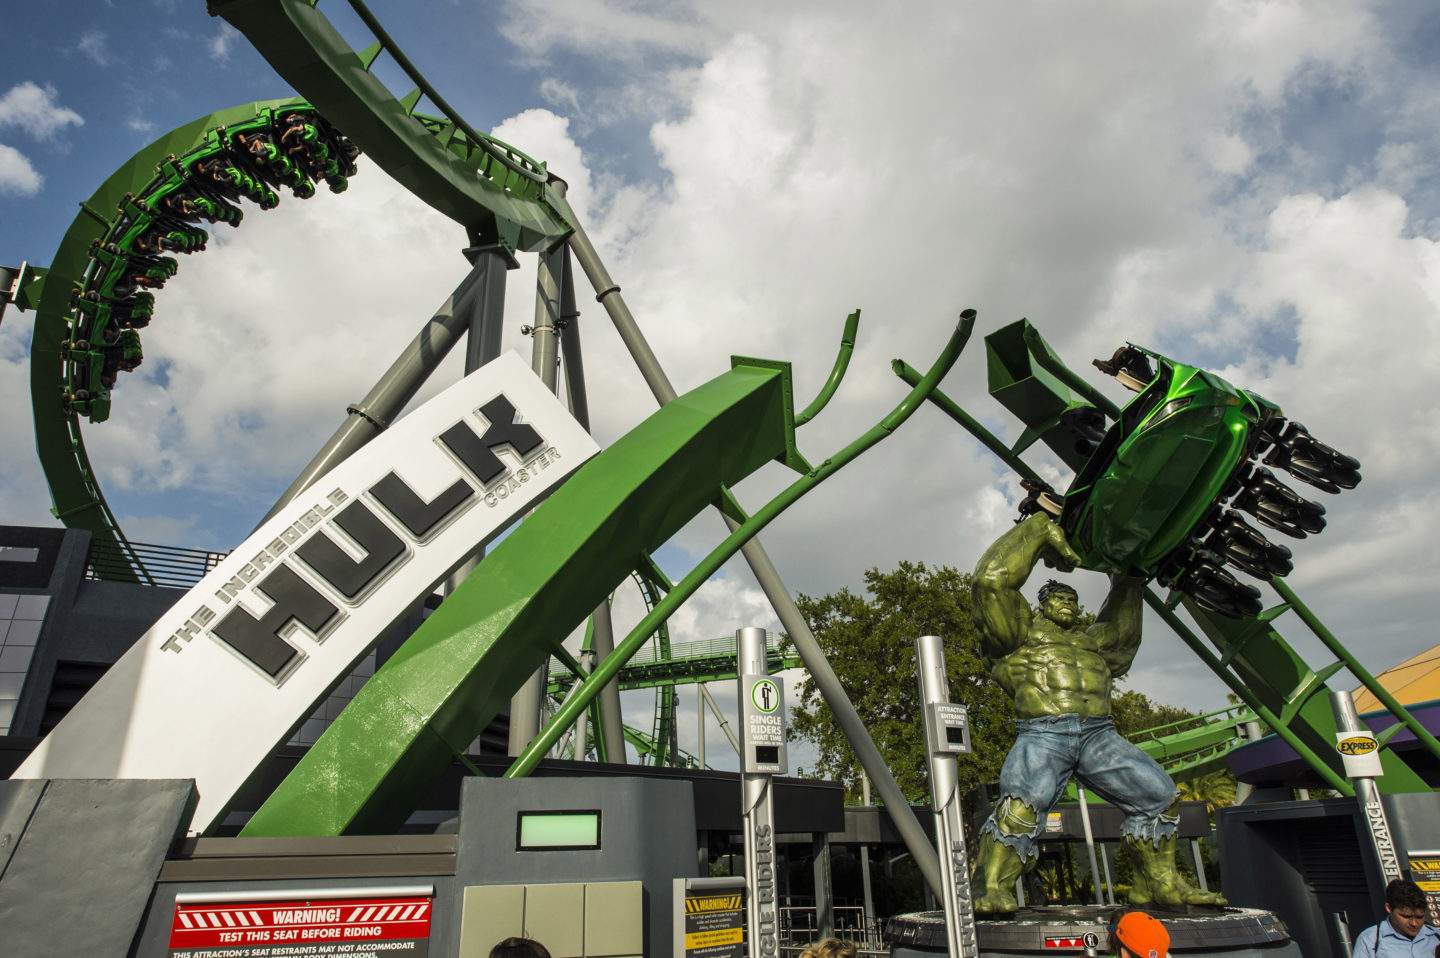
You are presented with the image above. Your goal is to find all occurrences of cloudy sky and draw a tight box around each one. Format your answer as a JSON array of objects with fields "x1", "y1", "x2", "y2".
[{"x1": 3, "y1": 1, "x2": 1440, "y2": 770}]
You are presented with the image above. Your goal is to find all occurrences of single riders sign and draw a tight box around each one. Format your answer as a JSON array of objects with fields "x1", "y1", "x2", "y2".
[{"x1": 16, "y1": 352, "x2": 598, "y2": 832}]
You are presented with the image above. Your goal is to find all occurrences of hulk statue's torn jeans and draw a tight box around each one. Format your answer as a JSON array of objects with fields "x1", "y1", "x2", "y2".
[{"x1": 980, "y1": 714, "x2": 1179, "y2": 862}]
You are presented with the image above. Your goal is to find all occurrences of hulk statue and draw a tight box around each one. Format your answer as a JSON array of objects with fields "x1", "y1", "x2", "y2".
[{"x1": 969, "y1": 513, "x2": 1225, "y2": 912}]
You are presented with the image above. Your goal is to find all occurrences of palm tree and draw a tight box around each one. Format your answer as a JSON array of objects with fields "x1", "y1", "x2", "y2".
[{"x1": 1177, "y1": 770, "x2": 1237, "y2": 816}]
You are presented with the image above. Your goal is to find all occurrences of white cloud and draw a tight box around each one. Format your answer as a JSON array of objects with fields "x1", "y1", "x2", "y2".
[
  {"x1": 209, "y1": 23, "x2": 241, "y2": 61},
  {"x1": 491, "y1": 110, "x2": 594, "y2": 221},
  {"x1": 0, "y1": 311, "x2": 58, "y2": 523},
  {"x1": 498, "y1": 0, "x2": 714, "y2": 64},
  {"x1": 77, "y1": 29, "x2": 111, "y2": 67},
  {"x1": 0, "y1": 82, "x2": 83, "y2": 140},
  {"x1": 0, "y1": 144, "x2": 42, "y2": 195},
  {"x1": 82, "y1": 168, "x2": 473, "y2": 509},
  {"x1": 539, "y1": 78, "x2": 582, "y2": 116}
]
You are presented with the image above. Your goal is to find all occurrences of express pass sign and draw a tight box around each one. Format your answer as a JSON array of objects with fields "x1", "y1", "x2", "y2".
[
  {"x1": 17, "y1": 352, "x2": 598, "y2": 832},
  {"x1": 169, "y1": 895, "x2": 431, "y2": 957}
]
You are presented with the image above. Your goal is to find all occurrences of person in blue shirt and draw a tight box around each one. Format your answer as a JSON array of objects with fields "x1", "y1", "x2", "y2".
[{"x1": 1354, "y1": 879, "x2": 1438, "y2": 958}]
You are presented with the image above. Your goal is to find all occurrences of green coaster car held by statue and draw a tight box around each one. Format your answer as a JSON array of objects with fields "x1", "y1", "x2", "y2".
[{"x1": 986, "y1": 320, "x2": 1361, "y2": 618}]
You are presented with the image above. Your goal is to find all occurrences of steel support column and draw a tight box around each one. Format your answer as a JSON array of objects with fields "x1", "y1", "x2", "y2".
[{"x1": 554, "y1": 188, "x2": 943, "y2": 897}]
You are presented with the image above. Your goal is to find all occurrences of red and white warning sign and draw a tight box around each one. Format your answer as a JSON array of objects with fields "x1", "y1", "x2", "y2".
[
  {"x1": 169, "y1": 895, "x2": 431, "y2": 957},
  {"x1": 1043, "y1": 933, "x2": 1100, "y2": 950}
]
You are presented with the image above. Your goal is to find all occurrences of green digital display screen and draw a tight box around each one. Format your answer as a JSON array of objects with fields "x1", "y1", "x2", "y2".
[{"x1": 516, "y1": 810, "x2": 601, "y2": 850}]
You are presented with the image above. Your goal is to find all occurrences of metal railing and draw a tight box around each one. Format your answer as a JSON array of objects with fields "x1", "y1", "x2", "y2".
[
  {"x1": 547, "y1": 631, "x2": 783, "y2": 677},
  {"x1": 778, "y1": 905, "x2": 887, "y2": 956},
  {"x1": 86, "y1": 537, "x2": 226, "y2": 590}
]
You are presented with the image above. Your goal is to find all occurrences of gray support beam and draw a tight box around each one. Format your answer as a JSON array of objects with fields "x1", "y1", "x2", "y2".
[
  {"x1": 589, "y1": 600, "x2": 628, "y2": 762},
  {"x1": 556, "y1": 189, "x2": 945, "y2": 898},
  {"x1": 728, "y1": 520, "x2": 944, "y2": 896},
  {"x1": 702, "y1": 683, "x2": 741, "y2": 756},
  {"x1": 463, "y1": 248, "x2": 510, "y2": 374},
  {"x1": 447, "y1": 247, "x2": 513, "y2": 596},
  {"x1": 812, "y1": 832, "x2": 835, "y2": 939},
  {"x1": 1078, "y1": 788, "x2": 1105, "y2": 905},
  {"x1": 259, "y1": 253, "x2": 499, "y2": 524},
  {"x1": 509, "y1": 230, "x2": 568, "y2": 756},
  {"x1": 552, "y1": 190, "x2": 677, "y2": 404},
  {"x1": 555, "y1": 248, "x2": 626, "y2": 763},
  {"x1": 860, "y1": 775, "x2": 876, "y2": 942},
  {"x1": 530, "y1": 247, "x2": 564, "y2": 391},
  {"x1": 697, "y1": 682, "x2": 706, "y2": 768},
  {"x1": 558, "y1": 246, "x2": 590, "y2": 434}
]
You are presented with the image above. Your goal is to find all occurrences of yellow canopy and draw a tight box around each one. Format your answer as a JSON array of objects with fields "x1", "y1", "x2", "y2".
[{"x1": 1352, "y1": 644, "x2": 1440, "y2": 712}]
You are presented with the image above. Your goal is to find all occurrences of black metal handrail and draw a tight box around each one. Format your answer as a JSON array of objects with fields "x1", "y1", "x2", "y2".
[{"x1": 86, "y1": 538, "x2": 227, "y2": 590}]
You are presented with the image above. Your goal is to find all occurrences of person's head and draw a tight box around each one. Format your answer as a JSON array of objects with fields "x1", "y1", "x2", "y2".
[
  {"x1": 1108, "y1": 910, "x2": 1169, "y2": 958},
  {"x1": 800, "y1": 939, "x2": 858, "y2": 958},
  {"x1": 489, "y1": 937, "x2": 552, "y2": 958},
  {"x1": 1385, "y1": 879, "x2": 1429, "y2": 939},
  {"x1": 1037, "y1": 580, "x2": 1081, "y2": 628}
]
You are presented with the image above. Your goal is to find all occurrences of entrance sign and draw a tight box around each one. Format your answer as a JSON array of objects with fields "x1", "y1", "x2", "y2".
[
  {"x1": 1330, "y1": 690, "x2": 1404, "y2": 884},
  {"x1": 16, "y1": 352, "x2": 598, "y2": 832},
  {"x1": 169, "y1": 888, "x2": 433, "y2": 957}
]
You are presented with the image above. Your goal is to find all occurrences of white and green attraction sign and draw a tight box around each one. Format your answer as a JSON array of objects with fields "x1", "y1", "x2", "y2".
[{"x1": 16, "y1": 352, "x2": 598, "y2": 833}]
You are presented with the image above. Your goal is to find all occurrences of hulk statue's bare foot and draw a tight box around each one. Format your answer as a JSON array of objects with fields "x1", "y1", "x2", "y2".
[
  {"x1": 1124, "y1": 835, "x2": 1227, "y2": 907},
  {"x1": 972, "y1": 833, "x2": 1025, "y2": 914}
]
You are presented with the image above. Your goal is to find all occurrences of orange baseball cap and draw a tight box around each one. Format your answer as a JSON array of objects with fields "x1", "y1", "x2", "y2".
[{"x1": 1115, "y1": 912, "x2": 1170, "y2": 958}]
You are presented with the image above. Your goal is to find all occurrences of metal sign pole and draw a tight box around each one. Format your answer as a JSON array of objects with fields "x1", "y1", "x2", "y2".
[
  {"x1": 914, "y1": 635, "x2": 979, "y2": 958},
  {"x1": 1076, "y1": 788, "x2": 1106, "y2": 904},
  {"x1": 738, "y1": 626, "x2": 786, "y2": 958},
  {"x1": 1331, "y1": 690, "x2": 1403, "y2": 884}
]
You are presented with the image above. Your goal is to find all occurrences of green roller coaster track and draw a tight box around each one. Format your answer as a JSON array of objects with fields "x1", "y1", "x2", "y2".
[
  {"x1": 29, "y1": 100, "x2": 357, "y2": 580},
  {"x1": 31, "y1": 0, "x2": 579, "y2": 578},
  {"x1": 548, "y1": 631, "x2": 802, "y2": 698},
  {"x1": 1131, "y1": 704, "x2": 1258, "y2": 781},
  {"x1": 544, "y1": 628, "x2": 802, "y2": 769},
  {"x1": 207, "y1": 0, "x2": 572, "y2": 252}
]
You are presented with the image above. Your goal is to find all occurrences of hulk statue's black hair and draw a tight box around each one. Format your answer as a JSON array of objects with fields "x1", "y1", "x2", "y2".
[{"x1": 1037, "y1": 579, "x2": 1078, "y2": 604}]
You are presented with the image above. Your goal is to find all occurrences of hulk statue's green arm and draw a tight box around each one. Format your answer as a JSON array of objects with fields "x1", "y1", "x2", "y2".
[
  {"x1": 1091, "y1": 574, "x2": 1144, "y2": 678},
  {"x1": 972, "y1": 513, "x2": 1082, "y2": 659}
]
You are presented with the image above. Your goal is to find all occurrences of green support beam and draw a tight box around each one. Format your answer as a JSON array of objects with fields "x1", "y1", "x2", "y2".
[
  {"x1": 622, "y1": 725, "x2": 702, "y2": 769},
  {"x1": 242, "y1": 358, "x2": 796, "y2": 835}
]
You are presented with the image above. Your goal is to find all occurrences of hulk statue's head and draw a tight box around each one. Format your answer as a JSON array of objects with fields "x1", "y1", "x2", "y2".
[{"x1": 1036, "y1": 580, "x2": 1081, "y2": 628}]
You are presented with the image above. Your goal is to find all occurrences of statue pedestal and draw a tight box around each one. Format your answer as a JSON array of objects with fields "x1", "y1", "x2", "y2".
[{"x1": 887, "y1": 905, "x2": 1300, "y2": 958}]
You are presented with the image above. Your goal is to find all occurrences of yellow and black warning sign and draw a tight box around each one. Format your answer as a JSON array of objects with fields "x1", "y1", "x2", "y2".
[
  {"x1": 683, "y1": 890, "x2": 745, "y2": 958},
  {"x1": 687, "y1": 894, "x2": 743, "y2": 914},
  {"x1": 1408, "y1": 852, "x2": 1440, "y2": 926}
]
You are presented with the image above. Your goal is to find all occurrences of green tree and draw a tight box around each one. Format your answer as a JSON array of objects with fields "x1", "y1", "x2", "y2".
[
  {"x1": 1176, "y1": 771, "x2": 1237, "y2": 816},
  {"x1": 1110, "y1": 688, "x2": 1202, "y2": 740},
  {"x1": 786, "y1": 561, "x2": 1014, "y2": 803}
]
